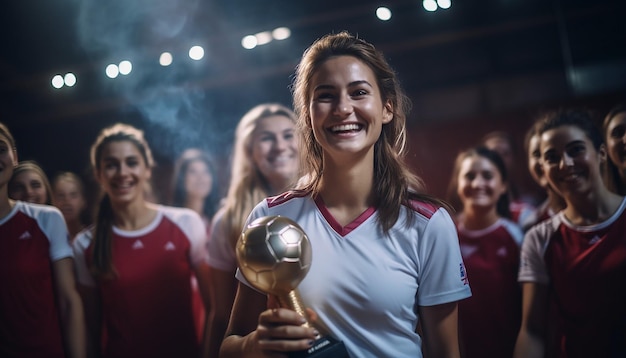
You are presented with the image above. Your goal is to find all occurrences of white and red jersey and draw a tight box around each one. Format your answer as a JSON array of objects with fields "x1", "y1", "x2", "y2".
[
  {"x1": 456, "y1": 218, "x2": 523, "y2": 358},
  {"x1": 206, "y1": 207, "x2": 236, "y2": 272},
  {"x1": 519, "y1": 197, "x2": 626, "y2": 357},
  {"x1": 237, "y1": 191, "x2": 472, "y2": 358},
  {"x1": 0, "y1": 201, "x2": 72, "y2": 358},
  {"x1": 73, "y1": 205, "x2": 208, "y2": 358}
]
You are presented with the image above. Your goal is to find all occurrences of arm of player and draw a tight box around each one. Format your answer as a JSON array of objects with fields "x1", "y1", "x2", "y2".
[
  {"x1": 78, "y1": 284, "x2": 103, "y2": 358},
  {"x1": 205, "y1": 267, "x2": 238, "y2": 358},
  {"x1": 419, "y1": 301, "x2": 461, "y2": 358},
  {"x1": 191, "y1": 261, "x2": 212, "y2": 358},
  {"x1": 52, "y1": 257, "x2": 87, "y2": 358},
  {"x1": 219, "y1": 282, "x2": 318, "y2": 358},
  {"x1": 513, "y1": 282, "x2": 549, "y2": 358}
]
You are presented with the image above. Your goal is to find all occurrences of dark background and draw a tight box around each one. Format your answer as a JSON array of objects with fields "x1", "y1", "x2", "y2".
[{"x1": 1, "y1": 0, "x2": 625, "y2": 203}]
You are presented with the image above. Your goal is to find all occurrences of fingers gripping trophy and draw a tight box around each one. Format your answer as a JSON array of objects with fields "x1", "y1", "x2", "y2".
[{"x1": 236, "y1": 215, "x2": 349, "y2": 358}]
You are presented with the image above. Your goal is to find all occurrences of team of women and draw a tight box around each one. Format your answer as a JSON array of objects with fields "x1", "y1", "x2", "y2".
[{"x1": 1, "y1": 32, "x2": 625, "y2": 358}]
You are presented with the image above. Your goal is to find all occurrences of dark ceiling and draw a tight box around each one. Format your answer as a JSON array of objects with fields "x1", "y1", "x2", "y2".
[{"x1": 0, "y1": 0, "x2": 625, "y2": 181}]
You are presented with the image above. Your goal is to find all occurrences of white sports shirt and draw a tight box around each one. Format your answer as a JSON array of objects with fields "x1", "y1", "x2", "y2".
[{"x1": 238, "y1": 191, "x2": 472, "y2": 358}]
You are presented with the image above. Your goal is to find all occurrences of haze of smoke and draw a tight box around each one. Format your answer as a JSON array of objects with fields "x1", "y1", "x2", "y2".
[{"x1": 75, "y1": 0, "x2": 218, "y2": 160}]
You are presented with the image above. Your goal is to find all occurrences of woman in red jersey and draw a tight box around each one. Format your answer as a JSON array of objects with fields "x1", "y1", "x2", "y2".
[
  {"x1": 0, "y1": 122, "x2": 85, "y2": 358},
  {"x1": 73, "y1": 123, "x2": 211, "y2": 358},
  {"x1": 448, "y1": 146, "x2": 523, "y2": 358},
  {"x1": 514, "y1": 109, "x2": 626, "y2": 357}
]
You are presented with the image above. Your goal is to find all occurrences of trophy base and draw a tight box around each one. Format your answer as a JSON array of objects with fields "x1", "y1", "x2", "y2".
[{"x1": 289, "y1": 336, "x2": 349, "y2": 358}]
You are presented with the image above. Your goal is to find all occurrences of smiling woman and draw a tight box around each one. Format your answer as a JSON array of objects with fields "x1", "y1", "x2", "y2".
[
  {"x1": 0, "y1": 122, "x2": 86, "y2": 358},
  {"x1": 447, "y1": 146, "x2": 523, "y2": 358},
  {"x1": 515, "y1": 109, "x2": 626, "y2": 357},
  {"x1": 51, "y1": 171, "x2": 91, "y2": 241},
  {"x1": 219, "y1": 31, "x2": 470, "y2": 358},
  {"x1": 308, "y1": 55, "x2": 392, "y2": 167},
  {"x1": 8, "y1": 160, "x2": 53, "y2": 205},
  {"x1": 205, "y1": 103, "x2": 300, "y2": 358},
  {"x1": 72, "y1": 123, "x2": 211, "y2": 358}
]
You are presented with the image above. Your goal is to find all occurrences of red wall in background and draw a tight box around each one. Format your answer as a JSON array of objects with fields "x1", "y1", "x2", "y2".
[{"x1": 406, "y1": 111, "x2": 540, "y2": 205}]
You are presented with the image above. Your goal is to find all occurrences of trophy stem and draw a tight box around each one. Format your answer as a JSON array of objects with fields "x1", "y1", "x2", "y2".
[{"x1": 277, "y1": 290, "x2": 311, "y2": 329}]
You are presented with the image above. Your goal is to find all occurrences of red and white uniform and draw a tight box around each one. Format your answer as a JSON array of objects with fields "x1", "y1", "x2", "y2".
[
  {"x1": 73, "y1": 205, "x2": 208, "y2": 358},
  {"x1": 519, "y1": 197, "x2": 626, "y2": 357},
  {"x1": 0, "y1": 201, "x2": 72, "y2": 358},
  {"x1": 457, "y1": 218, "x2": 523, "y2": 358}
]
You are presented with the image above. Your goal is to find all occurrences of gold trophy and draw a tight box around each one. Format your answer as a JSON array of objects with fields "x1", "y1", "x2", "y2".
[{"x1": 236, "y1": 215, "x2": 349, "y2": 357}]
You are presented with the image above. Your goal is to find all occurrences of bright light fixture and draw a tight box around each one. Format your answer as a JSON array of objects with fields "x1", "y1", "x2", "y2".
[
  {"x1": 51, "y1": 74, "x2": 64, "y2": 89},
  {"x1": 376, "y1": 7, "x2": 392, "y2": 21},
  {"x1": 159, "y1": 52, "x2": 173, "y2": 66},
  {"x1": 119, "y1": 60, "x2": 132, "y2": 75},
  {"x1": 242, "y1": 35, "x2": 257, "y2": 49},
  {"x1": 423, "y1": 0, "x2": 438, "y2": 11},
  {"x1": 64, "y1": 73, "x2": 76, "y2": 87},
  {"x1": 255, "y1": 31, "x2": 273, "y2": 46},
  {"x1": 437, "y1": 0, "x2": 451, "y2": 9},
  {"x1": 105, "y1": 64, "x2": 119, "y2": 79},
  {"x1": 189, "y1": 46, "x2": 205, "y2": 60},
  {"x1": 272, "y1": 27, "x2": 291, "y2": 40}
]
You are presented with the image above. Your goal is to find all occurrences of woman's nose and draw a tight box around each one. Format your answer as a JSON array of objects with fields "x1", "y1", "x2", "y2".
[
  {"x1": 560, "y1": 153, "x2": 574, "y2": 168},
  {"x1": 333, "y1": 96, "x2": 353, "y2": 116}
]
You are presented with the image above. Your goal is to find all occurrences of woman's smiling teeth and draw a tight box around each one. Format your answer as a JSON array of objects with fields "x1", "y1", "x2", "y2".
[
  {"x1": 269, "y1": 154, "x2": 292, "y2": 164},
  {"x1": 562, "y1": 172, "x2": 582, "y2": 182},
  {"x1": 330, "y1": 123, "x2": 362, "y2": 133},
  {"x1": 113, "y1": 182, "x2": 133, "y2": 190}
]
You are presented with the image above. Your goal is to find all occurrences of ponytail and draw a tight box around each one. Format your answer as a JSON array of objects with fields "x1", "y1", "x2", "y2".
[{"x1": 90, "y1": 194, "x2": 117, "y2": 280}]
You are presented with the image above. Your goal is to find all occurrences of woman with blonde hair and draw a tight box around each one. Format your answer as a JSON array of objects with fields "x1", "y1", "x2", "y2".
[
  {"x1": 9, "y1": 160, "x2": 53, "y2": 205},
  {"x1": 205, "y1": 103, "x2": 300, "y2": 357},
  {"x1": 51, "y1": 171, "x2": 92, "y2": 240}
]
